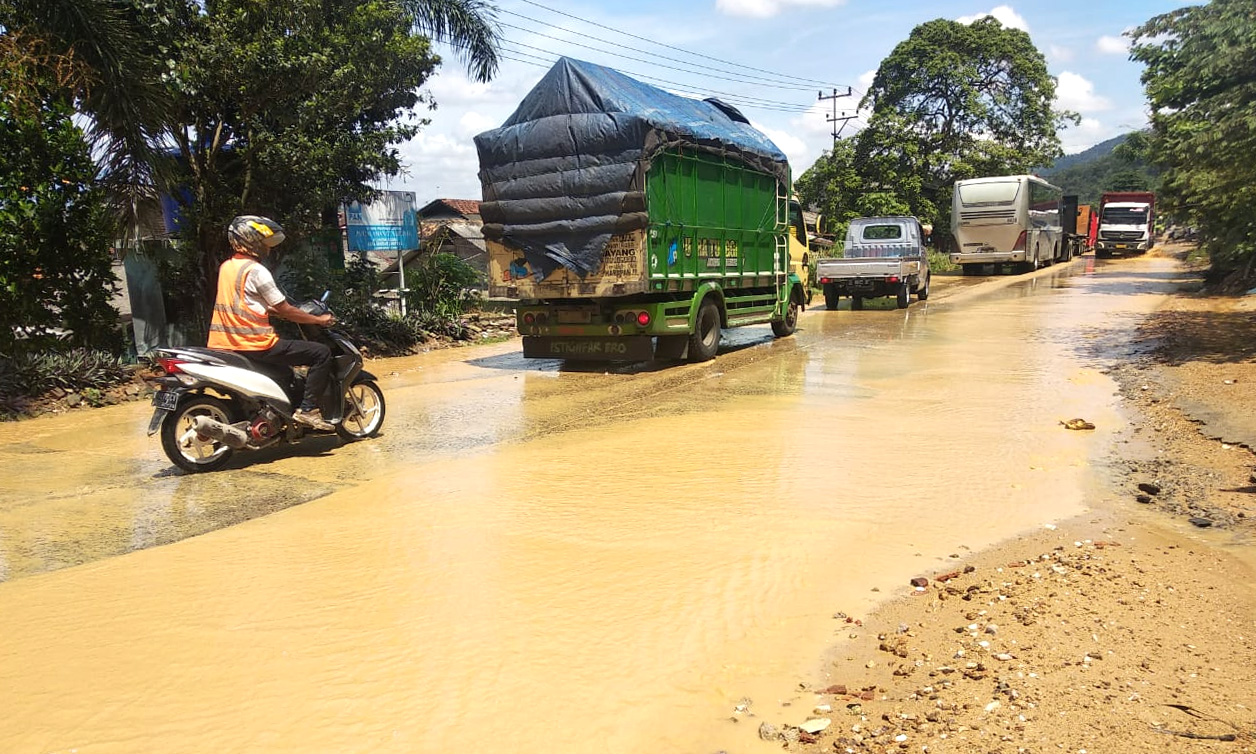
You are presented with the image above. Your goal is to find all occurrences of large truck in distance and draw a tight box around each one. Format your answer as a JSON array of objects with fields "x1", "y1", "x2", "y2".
[
  {"x1": 815, "y1": 216, "x2": 930, "y2": 310},
  {"x1": 1095, "y1": 191, "x2": 1155, "y2": 258},
  {"x1": 950, "y1": 175, "x2": 1066, "y2": 275},
  {"x1": 475, "y1": 58, "x2": 807, "y2": 363}
]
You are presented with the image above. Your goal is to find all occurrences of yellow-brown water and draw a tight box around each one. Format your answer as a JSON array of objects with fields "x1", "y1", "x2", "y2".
[{"x1": 0, "y1": 256, "x2": 1182, "y2": 753}]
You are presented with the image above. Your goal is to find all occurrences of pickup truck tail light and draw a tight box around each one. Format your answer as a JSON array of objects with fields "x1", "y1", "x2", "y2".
[
  {"x1": 887, "y1": 276, "x2": 900, "y2": 283},
  {"x1": 818, "y1": 277, "x2": 831, "y2": 284},
  {"x1": 1012, "y1": 231, "x2": 1027, "y2": 251}
]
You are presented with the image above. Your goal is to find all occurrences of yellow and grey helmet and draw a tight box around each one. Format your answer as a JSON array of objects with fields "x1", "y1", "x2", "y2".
[{"x1": 227, "y1": 215, "x2": 286, "y2": 258}]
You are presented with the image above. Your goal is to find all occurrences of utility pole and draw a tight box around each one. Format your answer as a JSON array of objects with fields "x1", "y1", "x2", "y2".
[{"x1": 818, "y1": 87, "x2": 855, "y2": 145}]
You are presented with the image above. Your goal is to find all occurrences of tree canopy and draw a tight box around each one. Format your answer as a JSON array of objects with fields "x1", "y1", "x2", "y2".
[
  {"x1": 798, "y1": 17, "x2": 1073, "y2": 247},
  {"x1": 1131, "y1": 0, "x2": 1256, "y2": 285}
]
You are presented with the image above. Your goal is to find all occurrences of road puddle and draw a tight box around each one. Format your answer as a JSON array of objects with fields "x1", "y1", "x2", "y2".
[{"x1": 0, "y1": 256, "x2": 1188, "y2": 753}]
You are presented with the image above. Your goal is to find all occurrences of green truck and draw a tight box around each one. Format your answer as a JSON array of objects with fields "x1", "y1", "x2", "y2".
[{"x1": 475, "y1": 57, "x2": 808, "y2": 363}]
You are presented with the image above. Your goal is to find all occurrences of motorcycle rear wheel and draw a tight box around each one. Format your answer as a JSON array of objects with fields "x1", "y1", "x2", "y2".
[
  {"x1": 337, "y1": 381, "x2": 386, "y2": 440},
  {"x1": 160, "y1": 395, "x2": 236, "y2": 473}
]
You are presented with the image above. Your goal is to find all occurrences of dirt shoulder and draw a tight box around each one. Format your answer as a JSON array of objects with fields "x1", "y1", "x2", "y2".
[{"x1": 769, "y1": 246, "x2": 1256, "y2": 753}]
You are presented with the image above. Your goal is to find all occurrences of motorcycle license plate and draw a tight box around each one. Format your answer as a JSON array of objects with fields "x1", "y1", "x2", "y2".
[{"x1": 151, "y1": 389, "x2": 180, "y2": 411}]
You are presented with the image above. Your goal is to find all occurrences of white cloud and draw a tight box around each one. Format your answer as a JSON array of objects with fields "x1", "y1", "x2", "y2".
[
  {"x1": 956, "y1": 5, "x2": 1028, "y2": 31},
  {"x1": 716, "y1": 0, "x2": 846, "y2": 19},
  {"x1": 1048, "y1": 44, "x2": 1074, "y2": 63},
  {"x1": 1055, "y1": 71, "x2": 1112, "y2": 114},
  {"x1": 1059, "y1": 118, "x2": 1112, "y2": 154},
  {"x1": 858, "y1": 69, "x2": 876, "y2": 92},
  {"x1": 1096, "y1": 34, "x2": 1130, "y2": 55}
]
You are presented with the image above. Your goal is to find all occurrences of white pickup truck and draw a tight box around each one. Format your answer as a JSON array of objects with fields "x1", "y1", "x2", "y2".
[{"x1": 816, "y1": 216, "x2": 931, "y2": 310}]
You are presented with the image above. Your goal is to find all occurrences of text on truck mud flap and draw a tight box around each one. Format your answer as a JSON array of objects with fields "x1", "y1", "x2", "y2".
[{"x1": 522, "y1": 335, "x2": 655, "y2": 361}]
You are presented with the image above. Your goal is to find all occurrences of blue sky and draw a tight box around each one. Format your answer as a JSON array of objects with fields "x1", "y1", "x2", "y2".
[{"x1": 382, "y1": 0, "x2": 1188, "y2": 208}]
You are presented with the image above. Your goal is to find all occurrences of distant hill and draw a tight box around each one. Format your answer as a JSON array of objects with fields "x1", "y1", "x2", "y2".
[
  {"x1": 1037, "y1": 131, "x2": 1158, "y2": 206},
  {"x1": 1039, "y1": 134, "x2": 1129, "y2": 175}
]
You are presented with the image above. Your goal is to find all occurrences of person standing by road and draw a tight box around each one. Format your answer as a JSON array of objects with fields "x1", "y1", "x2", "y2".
[{"x1": 207, "y1": 215, "x2": 337, "y2": 431}]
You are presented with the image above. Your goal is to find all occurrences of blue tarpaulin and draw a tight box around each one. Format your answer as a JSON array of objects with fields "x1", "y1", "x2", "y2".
[{"x1": 475, "y1": 57, "x2": 789, "y2": 279}]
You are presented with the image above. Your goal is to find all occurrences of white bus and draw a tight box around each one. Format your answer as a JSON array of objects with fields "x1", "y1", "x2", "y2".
[{"x1": 950, "y1": 175, "x2": 1066, "y2": 275}]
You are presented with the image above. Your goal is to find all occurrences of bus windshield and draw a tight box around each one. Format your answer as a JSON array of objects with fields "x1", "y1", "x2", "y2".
[
  {"x1": 959, "y1": 181, "x2": 1020, "y2": 206},
  {"x1": 1102, "y1": 207, "x2": 1149, "y2": 225}
]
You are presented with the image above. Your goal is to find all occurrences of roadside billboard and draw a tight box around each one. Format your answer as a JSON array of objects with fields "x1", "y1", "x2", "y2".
[{"x1": 344, "y1": 191, "x2": 419, "y2": 252}]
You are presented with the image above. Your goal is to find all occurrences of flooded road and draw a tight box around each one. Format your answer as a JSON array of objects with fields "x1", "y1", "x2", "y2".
[{"x1": 0, "y1": 255, "x2": 1187, "y2": 753}]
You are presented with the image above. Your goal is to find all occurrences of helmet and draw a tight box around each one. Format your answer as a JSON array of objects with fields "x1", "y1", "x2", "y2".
[{"x1": 227, "y1": 215, "x2": 286, "y2": 258}]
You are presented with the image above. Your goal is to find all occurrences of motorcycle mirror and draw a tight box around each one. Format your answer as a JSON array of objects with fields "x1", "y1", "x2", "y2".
[{"x1": 320, "y1": 290, "x2": 331, "y2": 304}]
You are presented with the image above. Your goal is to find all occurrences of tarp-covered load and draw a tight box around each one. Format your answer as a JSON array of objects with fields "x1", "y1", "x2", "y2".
[{"x1": 475, "y1": 57, "x2": 789, "y2": 280}]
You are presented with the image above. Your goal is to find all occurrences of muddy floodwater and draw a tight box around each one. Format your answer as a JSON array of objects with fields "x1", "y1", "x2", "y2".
[{"x1": 0, "y1": 256, "x2": 1184, "y2": 753}]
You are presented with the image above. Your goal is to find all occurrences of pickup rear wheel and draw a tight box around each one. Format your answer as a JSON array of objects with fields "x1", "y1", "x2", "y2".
[
  {"x1": 917, "y1": 273, "x2": 931, "y2": 301},
  {"x1": 824, "y1": 285, "x2": 840, "y2": 311},
  {"x1": 688, "y1": 299, "x2": 721, "y2": 362},
  {"x1": 850, "y1": 295, "x2": 864, "y2": 311},
  {"x1": 896, "y1": 281, "x2": 910, "y2": 309}
]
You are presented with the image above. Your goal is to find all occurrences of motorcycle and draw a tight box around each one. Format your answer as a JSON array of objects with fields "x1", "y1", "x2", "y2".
[{"x1": 146, "y1": 293, "x2": 386, "y2": 472}]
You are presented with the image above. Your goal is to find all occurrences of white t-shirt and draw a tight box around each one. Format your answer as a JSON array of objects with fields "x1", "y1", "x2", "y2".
[{"x1": 240, "y1": 261, "x2": 287, "y2": 316}]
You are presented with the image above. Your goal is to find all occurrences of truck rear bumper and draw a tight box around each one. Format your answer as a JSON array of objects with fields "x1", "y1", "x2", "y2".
[{"x1": 522, "y1": 335, "x2": 655, "y2": 361}]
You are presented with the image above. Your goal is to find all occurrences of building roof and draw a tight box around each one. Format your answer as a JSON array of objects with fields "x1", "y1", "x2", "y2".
[{"x1": 418, "y1": 198, "x2": 481, "y2": 218}]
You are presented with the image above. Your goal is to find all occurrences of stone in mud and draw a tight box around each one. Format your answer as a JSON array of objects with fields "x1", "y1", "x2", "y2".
[
  {"x1": 799, "y1": 718, "x2": 831, "y2": 734},
  {"x1": 910, "y1": 577, "x2": 929, "y2": 588},
  {"x1": 1189, "y1": 517, "x2": 1213, "y2": 528},
  {"x1": 1136, "y1": 494, "x2": 1153, "y2": 504},
  {"x1": 757, "y1": 722, "x2": 780, "y2": 741},
  {"x1": 1138, "y1": 482, "x2": 1162, "y2": 495}
]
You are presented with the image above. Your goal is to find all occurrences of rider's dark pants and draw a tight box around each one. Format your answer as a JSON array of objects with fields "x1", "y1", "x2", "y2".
[{"x1": 249, "y1": 339, "x2": 332, "y2": 411}]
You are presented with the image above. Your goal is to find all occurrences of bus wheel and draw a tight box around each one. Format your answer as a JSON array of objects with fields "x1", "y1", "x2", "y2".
[
  {"x1": 688, "y1": 299, "x2": 721, "y2": 362},
  {"x1": 896, "y1": 281, "x2": 910, "y2": 309}
]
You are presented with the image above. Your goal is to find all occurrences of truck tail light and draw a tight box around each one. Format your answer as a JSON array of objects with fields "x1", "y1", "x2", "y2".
[
  {"x1": 887, "y1": 276, "x2": 900, "y2": 283},
  {"x1": 1012, "y1": 231, "x2": 1027, "y2": 251},
  {"x1": 819, "y1": 277, "x2": 830, "y2": 284},
  {"x1": 636, "y1": 311, "x2": 651, "y2": 327},
  {"x1": 523, "y1": 312, "x2": 535, "y2": 325}
]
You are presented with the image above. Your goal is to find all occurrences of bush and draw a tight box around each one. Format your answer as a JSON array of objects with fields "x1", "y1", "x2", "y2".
[
  {"x1": 405, "y1": 253, "x2": 482, "y2": 319},
  {"x1": 0, "y1": 348, "x2": 130, "y2": 399}
]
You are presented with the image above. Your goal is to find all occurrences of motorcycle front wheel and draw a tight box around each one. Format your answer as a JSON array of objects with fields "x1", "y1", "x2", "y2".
[
  {"x1": 337, "y1": 381, "x2": 386, "y2": 440},
  {"x1": 160, "y1": 395, "x2": 236, "y2": 473}
]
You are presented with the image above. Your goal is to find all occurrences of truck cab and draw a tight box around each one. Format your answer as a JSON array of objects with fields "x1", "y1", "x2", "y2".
[
  {"x1": 1096, "y1": 192, "x2": 1155, "y2": 257},
  {"x1": 787, "y1": 197, "x2": 813, "y2": 305}
]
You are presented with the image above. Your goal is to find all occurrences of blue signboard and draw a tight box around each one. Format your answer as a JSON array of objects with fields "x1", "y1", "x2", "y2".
[{"x1": 344, "y1": 191, "x2": 419, "y2": 252}]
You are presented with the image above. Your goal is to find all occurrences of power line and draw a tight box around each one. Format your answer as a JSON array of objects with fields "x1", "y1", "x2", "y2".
[
  {"x1": 497, "y1": 40, "x2": 813, "y2": 111},
  {"x1": 500, "y1": 12, "x2": 821, "y2": 92},
  {"x1": 510, "y1": 0, "x2": 852, "y2": 91}
]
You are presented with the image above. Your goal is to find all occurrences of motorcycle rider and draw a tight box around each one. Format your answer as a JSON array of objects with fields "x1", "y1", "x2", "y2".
[{"x1": 207, "y1": 215, "x2": 336, "y2": 431}]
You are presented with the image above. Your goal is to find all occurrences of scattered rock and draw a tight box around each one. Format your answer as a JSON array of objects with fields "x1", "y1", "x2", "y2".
[
  {"x1": 1137, "y1": 482, "x2": 1162, "y2": 495},
  {"x1": 1188, "y1": 517, "x2": 1213, "y2": 528},
  {"x1": 910, "y1": 577, "x2": 929, "y2": 588},
  {"x1": 757, "y1": 722, "x2": 779, "y2": 741},
  {"x1": 1136, "y1": 494, "x2": 1153, "y2": 504},
  {"x1": 799, "y1": 717, "x2": 831, "y2": 734}
]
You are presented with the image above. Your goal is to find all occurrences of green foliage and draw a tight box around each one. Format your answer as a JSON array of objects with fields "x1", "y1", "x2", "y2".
[
  {"x1": 155, "y1": 0, "x2": 443, "y2": 317},
  {"x1": 0, "y1": 348, "x2": 129, "y2": 398},
  {"x1": 1131, "y1": 0, "x2": 1256, "y2": 285},
  {"x1": 405, "y1": 252, "x2": 483, "y2": 319},
  {"x1": 0, "y1": 65, "x2": 121, "y2": 356},
  {"x1": 797, "y1": 17, "x2": 1071, "y2": 250}
]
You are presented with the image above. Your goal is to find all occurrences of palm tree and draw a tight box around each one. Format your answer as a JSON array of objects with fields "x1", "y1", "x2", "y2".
[{"x1": 400, "y1": 0, "x2": 502, "y2": 83}]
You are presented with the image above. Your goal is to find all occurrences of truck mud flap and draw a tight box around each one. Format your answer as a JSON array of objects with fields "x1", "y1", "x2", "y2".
[{"x1": 523, "y1": 335, "x2": 655, "y2": 361}]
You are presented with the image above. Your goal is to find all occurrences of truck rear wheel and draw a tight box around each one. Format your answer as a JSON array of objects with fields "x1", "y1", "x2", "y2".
[
  {"x1": 772, "y1": 299, "x2": 799, "y2": 337},
  {"x1": 688, "y1": 299, "x2": 721, "y2": 362},
  {"x1": 850, "y1": 295, "x2": 864, "y2": 311},
  {"x1": 917, "y1": 273, "x2": 930, "y2": 301},
  {"x1": 896, "y1": 281, "x2": 910, "y2": 309},
  {"x1": 824, "y1": 285, "x2": 840, "y2": 310}
]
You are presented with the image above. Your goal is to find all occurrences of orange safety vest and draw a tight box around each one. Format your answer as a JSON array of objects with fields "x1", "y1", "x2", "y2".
[{"x1": 207, "y1": 255, "x2": 279, "y2": 351}]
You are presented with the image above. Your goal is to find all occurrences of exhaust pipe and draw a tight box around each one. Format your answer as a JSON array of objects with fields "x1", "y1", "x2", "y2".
[{"x1": 192, "y1": 415, "x2": 250, "y2": 449}]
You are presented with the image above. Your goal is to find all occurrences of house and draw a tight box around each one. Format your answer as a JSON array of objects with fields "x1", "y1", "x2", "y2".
[{"x1": 377, "y1": 198, "x2": 488, "y2": 289}]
